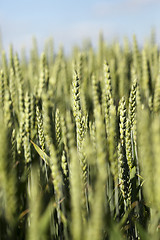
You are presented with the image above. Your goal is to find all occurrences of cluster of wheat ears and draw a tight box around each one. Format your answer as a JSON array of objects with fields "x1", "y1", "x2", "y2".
[{"x1": 0, "y1": 34, "x2": 160, "y2": 239}]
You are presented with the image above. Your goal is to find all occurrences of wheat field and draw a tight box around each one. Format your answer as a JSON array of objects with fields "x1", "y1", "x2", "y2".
[{"x1": 0, "y1": 33, "x2": 160, "y2": 239}]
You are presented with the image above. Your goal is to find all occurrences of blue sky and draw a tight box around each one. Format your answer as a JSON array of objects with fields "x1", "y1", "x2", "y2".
[{"x1": 0, "y1": 0, "x2": 160, "y2": 54}]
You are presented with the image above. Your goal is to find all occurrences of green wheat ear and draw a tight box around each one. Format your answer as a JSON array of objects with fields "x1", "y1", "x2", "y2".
[
  {"x1": 9, "y1": 67, "x2": 16, "y2": 112},
  {"x1": 4, "y1": 88, "x2": 13, "y2": 129},
  {"x1": 0, "y1": 70, "x2": 5, "y2": 110},
  {"x1": 128, "y1": 80, "x2": 137, "y2": 128},
  {"x1": 2, "y1": 51, "x2": 9, "y2": 88},
  {"x1": 55, "y1": 108, "x2": 61, "y2": 147},
  {"x1": 108, "y1": 104, "x2": 118, "y2": 181},
  {"x1": 24, "y1": 136, "x2": 31, "y2": 164},
  {"x1": 36, "y1": 105, "x2": 45, "y2": 152},
  {"x1": 103, "y1": 61, "x2": 113, "y2": 135},
  {"x1": 153, "y1": 73, "x2": 160, "y2": 113},
  {"x1": 125, "y1": 118, "x2": 134, "y2": 171},
  {"x1": 61, "y1": 150, "x2": 68, "y2": 178},
  {"x1": 38, "y1": 52, "x2": 47, "y2": 98},
  {"x1": 72, "y1": 70, "x2": 81, "y2": 118},
  {"x1": 118, "y1": 97, "x2": 131, "y2": 209},
  {"x1": 119, "y1": 96, "x2": 127, "y2": 147},
  {"x1": 142, "y1": 49, "x2": 152, "y2": 98},
  {"x1": 25, "y1": 92, "x2": 31, "y2": 138}
]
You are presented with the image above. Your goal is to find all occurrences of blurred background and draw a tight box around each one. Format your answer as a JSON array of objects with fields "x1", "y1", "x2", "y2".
[{"x1": 0, "y1": 0, "x2": 160, "y2": 54}]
